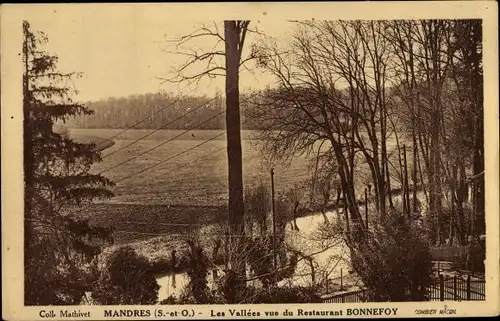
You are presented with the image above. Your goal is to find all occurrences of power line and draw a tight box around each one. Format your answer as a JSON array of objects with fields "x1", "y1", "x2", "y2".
[
  {"x1": 101, "y1": 96, "x2": 223, "y2": 160},
  {"x1": 110, "y1": 109, "x2": 253, "y2": 184},
  {"x1": 88, "y1": 81, "x2": 206, "y2": 148},
  {"x1": 174, "y1": 146, "x2": 226, "y2": 175},
  {"x1": 30, "y1": 119, "x2": 243, "y2": 216},
  {"x1": 26, "y1": 81, "x2": 241, "y2": 193},
  {"x1": 113, "y1": 130, "x2": 227, "y2": 184},
  {"x1": 97, "y1": 94, "x2": 251, "y2": 176},
  {"x1": 97, "y1": 111, "x2": 225, "y2": 175},
  {"x1": 91, "y1": 92, "x2": 189, "y2": 149}
]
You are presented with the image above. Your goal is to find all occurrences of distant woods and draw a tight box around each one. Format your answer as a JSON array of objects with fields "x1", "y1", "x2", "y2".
[{"x1": 67, "y1": 92, "x2": 262, "y2": 130}]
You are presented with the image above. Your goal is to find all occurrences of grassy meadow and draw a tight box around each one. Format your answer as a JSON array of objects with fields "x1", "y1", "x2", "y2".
[
  {"x1": 68, "y1": 128, "x2": 406, "y2": 247},
  {"x1": 70, "y1": 128, "x2": 316, "y2": 206}
]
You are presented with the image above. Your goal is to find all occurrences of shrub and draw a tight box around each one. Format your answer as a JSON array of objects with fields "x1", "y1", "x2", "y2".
[
  {"x1": 348, "y1": 207, "x2": 433, "y2": 302},
  {"x1": 92, "y1": 246, "x2": 159, "y2": 305},
  {"x1": 466, "y1": 236, "x2": 485, "y2": 273},
  {"x1": 159, "y1": 295, "x2": 179, "y2": 305},
  {"x1": 184, "y1": 239, "x2": 211, "y2": 304}
]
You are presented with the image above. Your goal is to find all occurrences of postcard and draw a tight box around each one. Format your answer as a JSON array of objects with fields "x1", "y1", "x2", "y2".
[{"x1": 1, "y1": 1, "x2": 499, "y2": 319}]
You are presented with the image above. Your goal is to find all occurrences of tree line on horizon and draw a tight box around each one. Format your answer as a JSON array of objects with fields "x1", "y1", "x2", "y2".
[{"x1": 66, "y1": 92, "x2": 264, "y2": 130}]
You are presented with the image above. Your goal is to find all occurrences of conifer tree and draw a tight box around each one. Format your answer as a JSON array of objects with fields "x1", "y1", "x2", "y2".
[{"x1": 22, "y1": 20, "x2": 114, "y2": 305}]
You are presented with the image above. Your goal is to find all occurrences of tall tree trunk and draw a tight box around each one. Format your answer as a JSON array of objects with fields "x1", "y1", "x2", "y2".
[
  {"x1": 403, "y1": 144, "x2": 411, "y2": 218},
  {"x1": 224, "y1": 21, "x2": 245, "y2": 300},
  {"x1": 385, "y1": 153, "x2": 394, "y2": 208},
  {"x1": 379, "y1": 119, "x2": 387, "y2": 221},
  {"x1": 456, "y1": 163, "x2": 467, "y2": 245}
]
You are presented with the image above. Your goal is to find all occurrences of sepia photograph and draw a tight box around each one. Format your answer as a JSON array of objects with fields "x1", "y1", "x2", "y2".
[{"x1": 1, "y1": 2, "x2": 499, "y2": 319}]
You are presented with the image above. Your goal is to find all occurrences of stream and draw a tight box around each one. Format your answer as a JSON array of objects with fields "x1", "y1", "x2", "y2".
[
  {"x1": 155, "y1": 210, "x2": 352, "y2": 302},
  {"x1": 155, "y1": 192, "x2": 425, "y2": 302}
]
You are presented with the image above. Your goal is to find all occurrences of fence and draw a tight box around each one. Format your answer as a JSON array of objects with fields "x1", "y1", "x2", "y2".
[
  {"x1": 427, "y1": 274, "x2": 485, "y2": 301},
  {"x1": 321, "y1": 275, "x2": 485, "y2": 303},
  {"x1": 321, "y1": 289, "x2": 367, "y2": 303}
]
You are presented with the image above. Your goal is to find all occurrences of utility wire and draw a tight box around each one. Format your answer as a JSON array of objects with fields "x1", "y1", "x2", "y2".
[
  {"x1": 113, "y1": 130, "x2": 226, "y2": 184},
  {"x1": 27, "y1": 81, "x2": 243, "y2": 191},
  {"x1": 110, "y1": 110, "x2": 252, "y2": 183},
  {"x1": 97, "y1": 111, "x2": 225, "y2": 175},
  {"x1": 30, "y1": 118, "x2": 247, "y2": 216},
  {"x1": 97, "y1": 94, "x2": 251, "y2": 176},
  {"x1": 90, "y1": 92, "x2": 189, "y2": 149},
  {"x1": 102, "y1": 97, "x2": 223, "y2": 159}
]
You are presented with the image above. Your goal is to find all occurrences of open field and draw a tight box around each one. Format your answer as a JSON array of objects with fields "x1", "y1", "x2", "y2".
[
  {"x1": 70, "y1": 128, "x2": 319, "y2": 206},
  {"x1": 69, "y1": 128, "x2": 408, "y2": 247},
  {"x1": 68, "y1": 128, "x2": 315, "y2": 246}
]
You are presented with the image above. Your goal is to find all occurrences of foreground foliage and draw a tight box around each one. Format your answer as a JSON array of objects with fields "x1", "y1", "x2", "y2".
[
  {"x1": 23, "y1": 21, "x2": 114, "y2": 305},
  {"x1": 92, "y1": 246, "x2": 159, "y2": 304},
  {"x1": 348, "y1": 206, "x2": 433, "y2": 302}
]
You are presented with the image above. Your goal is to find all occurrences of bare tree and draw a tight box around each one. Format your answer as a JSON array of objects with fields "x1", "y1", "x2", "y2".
[
  {"x1": 311, "y1": 152, "x2": 341, "y2": 223},
  {"x1": 245, "y1": 183, "x2": 271, "y2": 236},
  {"x1": 383, "y1": 20, "x2": 482, "y2": 245},
  {"x1": 249, "y1": 21, "x2": 402, "y2": 239},
  {"x1": 163, "y1": 21, "x2": 260, "y2": 299}
]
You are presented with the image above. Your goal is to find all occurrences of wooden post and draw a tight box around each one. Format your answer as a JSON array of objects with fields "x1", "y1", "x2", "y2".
[
  {"x1": 340, "y1": 268, "x2": 343, "y2": 290},
  {"x1": 310, "y1": 258, "x2": 315, "y2": 285},
  {"x1": 403, "y1": 144, "x2": 411, "y2": 219},
  {"x1": 467, "y1": 275, "x2": 471, "y2": 300},
  {"x1": 270, "y1": 168, "x2": 277, "y2": 284},
  {"x1": 453, "y1": 276, "x2": 458, "y2": 300},
  {"x1": 171, "y1": 250, "x2": 177, "y2": 271},
  {"x1": 439, "y1": 274, "x2": 445, "y2": 301}
]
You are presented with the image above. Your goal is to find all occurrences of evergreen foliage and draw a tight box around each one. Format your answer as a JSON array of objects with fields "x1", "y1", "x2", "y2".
[{"x1": 22, "y1": 20, "x2": 114, "y2": 305}]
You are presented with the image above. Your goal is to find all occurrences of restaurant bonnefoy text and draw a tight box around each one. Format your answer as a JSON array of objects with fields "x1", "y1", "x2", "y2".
[{"x1": 38, "y1": 307, "x2": 400, "y2": 319}]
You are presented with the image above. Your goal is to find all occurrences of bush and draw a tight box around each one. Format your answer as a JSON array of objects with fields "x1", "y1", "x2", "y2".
[
  {"x1": 25, "y1": 212, "x2": 113, "y2": 305},
  {"x1": 159, "y1": 295, "x2": 180, "y2": 305},
  {"x1": 185, "y1": 239, "x2": 211, "y2": 304},
  {"x1": 466, "y1": 237, "x2": 485, "y2": 273},
  {"x1": 92, "y1": 246, "x2": 159, "y2": 305},
  {"x1": 348, "y1": 207, "x2": 433, "y2": 302}
]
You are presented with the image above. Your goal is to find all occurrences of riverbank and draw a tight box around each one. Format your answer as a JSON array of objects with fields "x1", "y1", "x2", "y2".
[{"x1": 79, "y1": 183, "x2": 425, "y2": 277}]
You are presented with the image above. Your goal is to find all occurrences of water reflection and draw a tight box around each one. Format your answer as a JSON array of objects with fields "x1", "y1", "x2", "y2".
[{"x1": 156, "y1": 210, "x2": 350, "y2": 302}]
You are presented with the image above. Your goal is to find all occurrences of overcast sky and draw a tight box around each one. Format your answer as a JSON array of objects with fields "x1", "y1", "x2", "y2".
[
  {"x1": 2, "y1": 3, "x2": 492, "y2": 103},
  {"x1": 8, "y1": 5, "x2": 300, "y2": 102}
]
